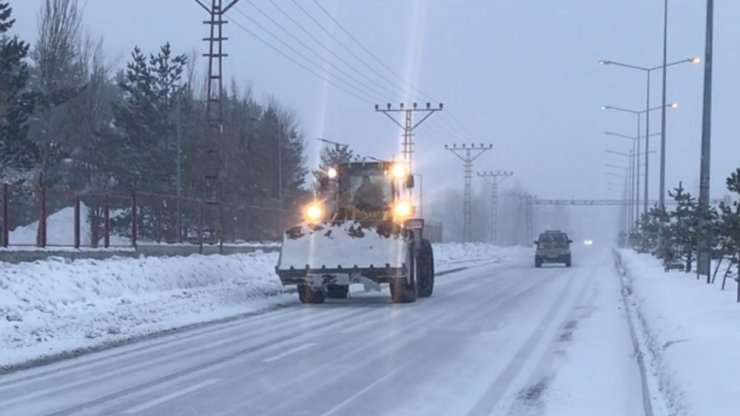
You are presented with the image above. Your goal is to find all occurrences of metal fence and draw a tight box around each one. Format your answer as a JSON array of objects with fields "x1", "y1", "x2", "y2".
[{"x1": 0, "y1": 183, "x2": 285, "y2": 252}]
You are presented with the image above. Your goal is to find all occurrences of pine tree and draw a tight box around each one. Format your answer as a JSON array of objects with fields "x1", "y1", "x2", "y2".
[
  {"x1": 312, "y1": 144, "x2": 354, "y2": 193},
  {"x1": 0, "y1": 2, "x2": 38, "y2": 178},
  {"x1": 718, "y1": 169, "x2": 740, "y2": 279},
  {"x1": 110, "y1": 43, "x2": 187, "y2": 193},
  {"x1": 667, "y1": 182, "x2": 699, "y2": 272}
]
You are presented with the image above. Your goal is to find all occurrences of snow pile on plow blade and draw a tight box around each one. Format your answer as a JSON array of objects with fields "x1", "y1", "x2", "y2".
[{"x1": 276, "y1": 221, "x2": 408, "y2": 280}]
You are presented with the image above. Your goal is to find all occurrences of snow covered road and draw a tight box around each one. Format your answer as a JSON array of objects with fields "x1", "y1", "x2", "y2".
[{"x1": 0, "y1": 247, "x2": 646, "y2": 416}]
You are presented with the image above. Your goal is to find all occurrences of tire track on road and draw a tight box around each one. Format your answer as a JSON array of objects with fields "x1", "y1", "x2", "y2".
[{"x1": 465, "y1": 264, "x2": 587, "y2": 416}]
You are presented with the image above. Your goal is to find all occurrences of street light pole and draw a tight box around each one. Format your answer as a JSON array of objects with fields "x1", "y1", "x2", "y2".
[
  {"x1": 644, "y1": 71, "x2": 650, "y2": 214},
  {"x1": 697, "y1": 0, "x2": 714, "y2": 281},
  {"x1": 599, "y1": 57, "x2": 699, "y2": 215},
  {"x1": 660, "y1": 0, "x2": 669, "y2": 209},
  {"x1": 602, "y1": 103, "x2": 676, "y2": 220}
]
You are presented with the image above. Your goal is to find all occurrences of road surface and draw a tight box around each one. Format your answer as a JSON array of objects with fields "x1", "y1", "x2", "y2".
[{"x1": 0, "y1": 247, "x2": 645, "y2": 415}]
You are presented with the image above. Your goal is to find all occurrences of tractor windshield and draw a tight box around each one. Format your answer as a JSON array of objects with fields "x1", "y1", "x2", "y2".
[{"x1": 348, "y1": 171, "x2": 392, "y2": 211}]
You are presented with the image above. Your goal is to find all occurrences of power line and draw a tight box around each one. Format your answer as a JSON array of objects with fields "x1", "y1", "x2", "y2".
[
  {"x1": 310, "y1": 0, "x2": 477, "y2": 139},
  {"x1": 300, "y1": 0, "x2": 421, "y2": 100},
  {"x1": 227, "y1": 15, "x2": 373, "y2": 104},
  {"x1": 264, "y1": 0, "x2": 401, "y2": 100},
  {"x1": 230, "y1": 6, "x2": 387, "y2": 103}
]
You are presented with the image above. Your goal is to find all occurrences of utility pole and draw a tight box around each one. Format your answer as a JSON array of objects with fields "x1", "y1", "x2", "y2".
[
  {"x1": 697, "y1": 0, "x2": 714, "y2": 281},
  {"x1": 376, "y1": 102, "x2": 443, "y2": 172},
  {"x1": 196, "y1": 0, "x2": 240, "y2": 130},
  {"x1": 195, "y1": 0, "x2": 240, "y2": 251},
  {"x1": 477, "y1": 171, "x2": 513, "y2": 244},
  {"x1": 444, "y1": 143, "x2": 492, "y2": 242}
]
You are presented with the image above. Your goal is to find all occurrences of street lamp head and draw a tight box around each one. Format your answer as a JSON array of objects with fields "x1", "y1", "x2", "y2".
[
  {"x1": 669, "y1": 102, "x2": 679, "y2": 109},
  {"x1": 690, "y1": 56, "x2": 702, "y2": 65},
  {"x1": 598, "y1": 59, "x2": 610, "y2": 65},
  {"x1": 601, "y1": 105, "x2": 608, "y2": 110}
]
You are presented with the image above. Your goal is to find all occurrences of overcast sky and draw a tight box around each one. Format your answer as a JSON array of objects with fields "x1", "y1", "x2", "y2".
[{"x1": 8, "y1": 0, "x2": 740, "y2": 204}]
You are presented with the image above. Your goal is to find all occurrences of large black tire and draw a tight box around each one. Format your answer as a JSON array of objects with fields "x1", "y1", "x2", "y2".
[
  {"x1": 326, "y1": 284, "x2": 349, "y2": 299},
  {"x1": 565, "y1": 255, "x2": 572, "y2": 268},
  {"x1": 390, "y1": 243, "x2": 418, "y2": 303},
  {"x1": 298, "y1": 285, "x2": 325, "y2": 304},
  {"x1": 417, "y1": 239, "x2": 435, "y2": 298},
  {"x1": 535, "y1": 256, "x2": 542, "y2": 268}
]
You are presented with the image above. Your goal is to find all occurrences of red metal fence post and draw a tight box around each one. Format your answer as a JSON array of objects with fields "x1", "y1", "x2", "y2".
[
  {"x1": 219, "y1": 202, "x2": 224, "y2": 254},
  {"x1": 104, "y1": 194, "x2": 110, "y2": 248},
  {"x1": 156, "y1": 198, "x2": 162, "y2": 244},
  {"x1": 176, "y1": 197, "x2": 182, "y2": 244},
  {"x1": 198, "y1": 200, "x2": 204, "y2": 254},
  {"x1": 131, "y1": 191, "x2": 137, "y2": 249},
  {"x1": 2, "y1": 183, "x2": 8, "y2": 247},
  {"x1": 39, "y1": 186, "x2": 47, "y2": 248},
  {"x1": 74, "y1": 195, "x2": 81, "y2": 249}
]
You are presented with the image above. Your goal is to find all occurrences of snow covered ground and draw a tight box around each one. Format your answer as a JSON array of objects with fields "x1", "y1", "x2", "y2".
[
  {"x1": 8, "y1": 204, "x2": 129, "y2": 247},
  {"x1": 618, "y1": 250, "x2": 740, "y2": 416},
  {"x1": 0, "y1": 243, "x2": 513, "y2": 370}
]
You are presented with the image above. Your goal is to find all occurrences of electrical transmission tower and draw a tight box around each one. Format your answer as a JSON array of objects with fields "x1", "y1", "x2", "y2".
[
  {"x1": 477, "y1": 171, "x2": 513, "y2": 244},
  {"x1": 194, "y1": 0, "x2": 240, "y2": 252},
  {"x1": 195, "y1": 0, "x2": 240, "y2": 129},
  {"x1": 445, "y1": 143, "x2": 493, "y2": 242},
  {"x1": 375, "y1": 102, "x2": 443, "y2": 171}
]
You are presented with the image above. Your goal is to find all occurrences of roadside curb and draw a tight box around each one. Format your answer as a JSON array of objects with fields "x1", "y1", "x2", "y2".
[
  {"x1": 613, "y1": 250, "x2": 654, "y2": 416},
  {"x1": 613, "y1": 249, "x2": 686, "y2": 416}
]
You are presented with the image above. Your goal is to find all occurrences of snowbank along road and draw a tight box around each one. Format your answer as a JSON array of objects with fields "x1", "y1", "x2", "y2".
[{"x1": 0, "y1": 247, "x2": 647, "y2": 415}]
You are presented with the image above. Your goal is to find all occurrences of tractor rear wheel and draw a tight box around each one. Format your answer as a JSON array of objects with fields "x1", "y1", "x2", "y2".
[{"x1": 298, "y1": 285, "x2": 325, "y2": 304}]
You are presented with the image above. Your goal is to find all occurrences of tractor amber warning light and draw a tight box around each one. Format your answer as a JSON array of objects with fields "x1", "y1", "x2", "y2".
[
  {"x1": 393, "y1": 200, "x2": 415, "y2": 221},
  {"x1": 304, "y1": 201, "x2": 324, "y2": 223}
]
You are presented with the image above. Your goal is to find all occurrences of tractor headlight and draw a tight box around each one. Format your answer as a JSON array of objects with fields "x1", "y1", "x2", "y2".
[
  {"x1": 303, "y1": 201, "x2": 324, "y2": 223},
  {"x1": 390, "y1": 162, "x2": 408, "y2": 180},
  {"x1": 393, "y1": 200, "x2": 415, "y2": 221}
]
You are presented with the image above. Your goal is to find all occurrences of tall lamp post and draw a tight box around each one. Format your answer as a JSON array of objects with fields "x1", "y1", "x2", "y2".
[
  {"x1": 601, "y1": 103, "x2": 677, "y2": 221},
  {"x1": 606, "y1": 165, "x2": 632, "y2": 232},
  {"x1": 697, "y1": 0, "x2": 715, "y2": 280},
  {"x1": 599, "y1": 57, "x2": 700, "y2": 213},
  {"x1": 605, "y1": 131, "x2": 661, "y2": 209}
]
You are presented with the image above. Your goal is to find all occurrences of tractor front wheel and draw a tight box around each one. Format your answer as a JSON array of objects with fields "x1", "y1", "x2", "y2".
[
  {"x1": 326, "y1": 284, "x2": 349, "y2": 299},
  {"x1": 391, "y1": 244, "x2": 418, "y2": 303},
  {"x1": 417, "y1": 239, "x2": 435, "y2": 298},
  {"x1": 298, "y1": 285, "x2": 326, "y2": 304}
]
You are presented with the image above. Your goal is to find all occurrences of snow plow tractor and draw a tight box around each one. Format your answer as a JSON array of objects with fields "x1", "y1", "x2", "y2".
[{"x1": 276, "y1": 161, "x2": 434, "y2": 304}]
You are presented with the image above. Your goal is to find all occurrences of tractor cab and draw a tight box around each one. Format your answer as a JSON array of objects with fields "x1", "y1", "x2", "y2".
[{"x1": 309, "y1": 161, "x2": 416, "y2": 225}]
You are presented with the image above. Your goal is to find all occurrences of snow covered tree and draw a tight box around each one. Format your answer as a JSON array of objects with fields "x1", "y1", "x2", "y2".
[
  {"x1": 667, "y1": 182, "x2": 699, "y2": 272},
  {"x1": 0, "y1": 2, "x2": 38, "y2": 179},
  {"x1": 29, "y1": 0, "x2": 85, "y2": 187},
  {"x1": 717, "y1": 169, "x2": 740, "y2": 282},
  {"x1": 637, "y1": 209, "x2": 663, "y2": 254}
]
